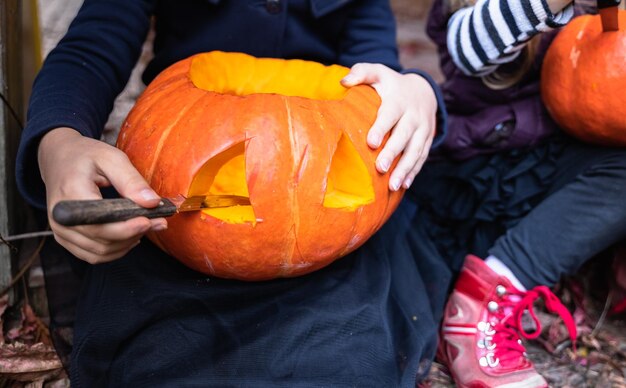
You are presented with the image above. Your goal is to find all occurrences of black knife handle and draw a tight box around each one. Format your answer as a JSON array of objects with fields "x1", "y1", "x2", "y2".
[{"x1": 52, "y1": 198, "x2": 178, "y2": 226}]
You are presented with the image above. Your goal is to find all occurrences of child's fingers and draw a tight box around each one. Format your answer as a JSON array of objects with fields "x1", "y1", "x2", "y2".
[
  {"x1": 97, "y1": 150, "x2": 161, "y2": 208},
  {"x1": 51, "y1": 216, "x2": 167, "y2": 264},
  {"x1": 375, "y1": 114, "x2": 413, "y2": 175},
  {"x1": 340, "y1": 63, "x2": 385, "y2": 87},
  {"x1": 384, "y1": 127, "x2": 419, "y2": 190},
  {"x1": 49, "y1": 158, "x2": 112, "y2": 202},
  {"x1": 368, "y1": 96, "x2": 403, "y2": 149},
  {"x1": 51, "y1": 216, "x2": 164, "y2": 264},
  {"x1": 54, "y1": 233, "x2": 141, "y2": 264},
  {"x1": 387, "y1": 121, "x2": 434, "y2": 190},
  {"x1": 83, "y1": 217, "x2": 166, "y2": 244},
  {"x1": 54, "y1": 217, "x2": 149, "y2": 245},
  {"x1": 402, "y1": 128, "x2": 434, "y2": 189}
]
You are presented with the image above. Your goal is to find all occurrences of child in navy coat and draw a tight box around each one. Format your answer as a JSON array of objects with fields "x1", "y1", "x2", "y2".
[{"x1": 17, "y1": 0, "x2": 449, "y2": 386}]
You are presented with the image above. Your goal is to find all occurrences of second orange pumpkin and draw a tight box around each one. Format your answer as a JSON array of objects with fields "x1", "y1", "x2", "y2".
[{"x1": 541, "y1": 10, "x2": 626, "y2": 145}]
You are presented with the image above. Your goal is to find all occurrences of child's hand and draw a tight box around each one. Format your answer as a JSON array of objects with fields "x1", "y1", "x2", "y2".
[
  {"x1": 38, "y1": 127, "x2": 168, "y2": 264},
  {"x1": 341, "y1": 63, "x2": 437, "y2": 191}
]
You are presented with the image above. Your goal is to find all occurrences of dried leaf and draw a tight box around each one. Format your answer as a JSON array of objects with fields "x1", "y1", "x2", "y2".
[
  {"x1": 581, "y1": 334, "x2": 602, "y2": 351},
  {"x1": 5, "y1": 303, "x2": 54, "y2": 347},
  {"x1": 0, "y1": 341, "x2": 63, "y2": 382},
  {"x1": 417, "y1": 361, "x2": 454, "y2": 388}
]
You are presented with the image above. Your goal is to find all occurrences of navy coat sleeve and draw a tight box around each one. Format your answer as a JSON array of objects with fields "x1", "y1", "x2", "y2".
[{"x1": 17, "y1": 0, "x2": 154, "y2": 209}]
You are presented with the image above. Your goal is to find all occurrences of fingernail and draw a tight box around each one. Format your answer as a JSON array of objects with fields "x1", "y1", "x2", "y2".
[
  {"x1": 368, "y1": 135, "x2": 381, "y2": 148},
  {"x1": 403, "y1": 177, "x2": 413, "y2": 189},
  {"x1": 390, "y1": 178, "x2": 401, "y2": 191},
  {"x1": 152, "y1": 222, "x2": 168, "y2": 232},
  {"x1": 137, "y1": 223, "x2": 152, "y2": 234},
  {"x1": 377, "y1": 158, "x2": 390, "y2": 173},
  {"x1": 141, "y1": 189, "x2": 159, "y2": 201},
  {"x1": 341, "y1": 74, "x2": 356, "y2": 85}
]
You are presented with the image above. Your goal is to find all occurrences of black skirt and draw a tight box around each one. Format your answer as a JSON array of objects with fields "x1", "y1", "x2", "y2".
[{"x1": 42, "y1": 198, "x2": 452, "y2": 387}]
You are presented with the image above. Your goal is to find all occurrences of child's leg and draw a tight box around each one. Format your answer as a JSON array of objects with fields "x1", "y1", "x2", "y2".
[
  {"x1": 489, "y1": 142, "x2": 626, "y2": 288},
  {"x1": 485, "y1": 255, "x2": 526, "y2": 290},
  {"x1": 440, "y1": 140, "x2": 626, "y2": 388}
]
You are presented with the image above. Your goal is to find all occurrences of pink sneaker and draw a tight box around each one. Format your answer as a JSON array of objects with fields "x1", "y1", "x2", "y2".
[{"x1": 438, "y1": 255, "x2": 577, "y2": 388}]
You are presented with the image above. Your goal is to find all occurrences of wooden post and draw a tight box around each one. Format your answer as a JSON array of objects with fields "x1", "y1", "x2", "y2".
[{"x1": 0, "y1": 0, "x2": 24, "y2": 302}]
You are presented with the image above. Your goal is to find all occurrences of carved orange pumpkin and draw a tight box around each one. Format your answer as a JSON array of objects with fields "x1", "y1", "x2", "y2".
[
  {"x1": 541, "y1": 9, "x2": 626, "y2": 145},
  {"x1": 117, "y1": 51, "x2": 403, "y2": 280}
]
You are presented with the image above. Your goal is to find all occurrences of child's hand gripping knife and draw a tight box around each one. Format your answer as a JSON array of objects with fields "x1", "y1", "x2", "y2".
[{"x1": 38, "y1": 127, "x2": 168, "y2": 264}]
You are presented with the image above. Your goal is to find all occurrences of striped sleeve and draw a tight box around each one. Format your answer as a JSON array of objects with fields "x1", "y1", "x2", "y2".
[{"x1": 446, "y1": 0, "x2": 574, "y2": 76}]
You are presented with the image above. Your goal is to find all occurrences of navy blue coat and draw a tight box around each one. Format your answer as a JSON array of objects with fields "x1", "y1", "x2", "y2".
[{"x1": 17, "y1": 0, "x2": 446, "y2": 209}]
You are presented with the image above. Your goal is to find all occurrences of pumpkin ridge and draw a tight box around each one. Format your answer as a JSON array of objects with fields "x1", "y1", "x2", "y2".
[
  {"x1": 202, "y1": 253, "x2": 215, "y2": 274},
  {"x1": 145, "y1": 58, "x2": 192, "y2": 90},
  {"x1": 118, "y1": 75, "x2": 191, "y2": 148},
  {"x1": 340, "y1": 207, "x2": 363, "y2": 257},
  {"x1": 146, "y1": 92, "x2": 207, "y2": 182},
  {"x1": 295, "y1": 144, "x2": 310, "y2": 184},
  {"x1": 129, "y1": 75, "x2": 192, "y2": 129},
  {"x1": 283, "y1": 223, "x2": 300, "y2": 277},
  {"x1": 142, "y1": 73, "x2": 190, "y2": 100},
  {"x1": 373, "y1": 162, "x2": 393, "y2": 233},
  {"x1": 242, "y1": 137, "x2": 258, "y2": 197},
  {"x1": 284, "y1": 97, "x2": 300, "y2": 267}
]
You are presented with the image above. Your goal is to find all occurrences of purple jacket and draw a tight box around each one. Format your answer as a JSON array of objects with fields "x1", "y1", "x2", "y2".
[{"x1": 426, "y1": 0, "x2": 562, "y2": 160}]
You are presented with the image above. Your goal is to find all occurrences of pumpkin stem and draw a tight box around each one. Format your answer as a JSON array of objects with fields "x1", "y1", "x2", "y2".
[{"x1": 598, "y1": 0, "x2": 620, "y2": 31}]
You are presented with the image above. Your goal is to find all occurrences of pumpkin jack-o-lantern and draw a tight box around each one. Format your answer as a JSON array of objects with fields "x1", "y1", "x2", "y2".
[{"x1": 117, "y1": 51, "x2": 404, "y2": 280}]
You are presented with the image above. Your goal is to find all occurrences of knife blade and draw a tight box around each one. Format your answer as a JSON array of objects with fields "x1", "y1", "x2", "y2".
[{"x1": 52, "y1": 194, "x2": 251, "y2": 226}]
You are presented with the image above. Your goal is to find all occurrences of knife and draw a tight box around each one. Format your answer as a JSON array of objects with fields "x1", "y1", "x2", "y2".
[{"x1": 52, "y1": 194, "x2": 251, "y2": 226}]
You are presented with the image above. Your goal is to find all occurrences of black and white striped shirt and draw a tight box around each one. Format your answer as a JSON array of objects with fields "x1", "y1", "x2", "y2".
[{"x1": 447, "y1": 0, "x2": 575, "y2": 75}]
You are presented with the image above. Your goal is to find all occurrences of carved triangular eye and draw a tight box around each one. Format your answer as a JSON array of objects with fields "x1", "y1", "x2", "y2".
[
  {"x1": 188, "y1": 141, "x2": 255, "y2": 223},
  {"x1": 323, "y1": 133, "x2": 375, "y2": 210}
]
